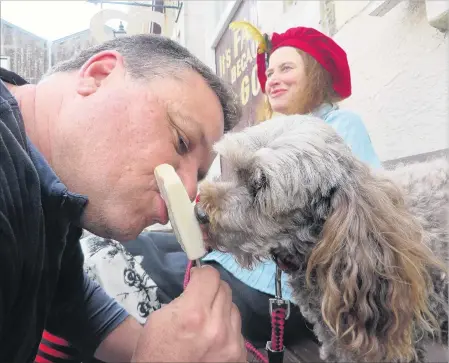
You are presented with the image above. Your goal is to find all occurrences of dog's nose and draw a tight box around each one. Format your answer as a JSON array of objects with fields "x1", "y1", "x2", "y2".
[{"x1": 194, "y1": 203, "x2": 210, "y2": 225}]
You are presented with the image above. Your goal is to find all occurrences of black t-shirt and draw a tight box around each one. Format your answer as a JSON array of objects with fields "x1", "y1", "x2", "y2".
[{"x1": 0, "y1": 68, "x2": 129, "y2": 361}]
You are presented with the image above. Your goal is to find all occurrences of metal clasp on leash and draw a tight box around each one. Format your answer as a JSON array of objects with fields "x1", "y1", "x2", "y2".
[
  {"x1": 265, "y1": 265, "x2": 290, "y2": 363},
  {"x1": 269, "y1": 265, "x2": 291, "y2": 319}
]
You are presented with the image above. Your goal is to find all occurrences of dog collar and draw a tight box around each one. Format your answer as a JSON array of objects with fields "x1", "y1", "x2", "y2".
[{"x1": 271, "y1": 253, "x2": 300, "y2": 273}]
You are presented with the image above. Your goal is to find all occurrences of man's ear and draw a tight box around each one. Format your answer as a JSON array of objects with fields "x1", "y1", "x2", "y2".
[{"x1": 77, "y1": 50, "x2": 124, "y2": 96}]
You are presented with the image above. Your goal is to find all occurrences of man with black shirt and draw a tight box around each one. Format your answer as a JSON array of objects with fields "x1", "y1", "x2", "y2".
[{"x1": 0, "y1": 34, "x2": 245, "y2": 362}]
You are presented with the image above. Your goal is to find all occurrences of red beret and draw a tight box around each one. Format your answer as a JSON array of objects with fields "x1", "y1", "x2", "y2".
[{"x1": 257, "y1": 27, "x2": 351, "y2": 99}]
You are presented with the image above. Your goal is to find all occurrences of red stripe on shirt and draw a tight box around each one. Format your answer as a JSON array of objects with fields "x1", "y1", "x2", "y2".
[
  {"x1": 35, "y1": 355, "x2": 53, "y2": 363},
  {"x1": 42, "y1": 331, "x2": 70, "y2": 347},
  {"x1": 38, "y1": 343, "x2": 71, "y2": 359}
]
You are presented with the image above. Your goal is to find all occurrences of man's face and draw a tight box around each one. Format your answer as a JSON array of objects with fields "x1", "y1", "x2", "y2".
[{"x1": 51, "y1": 52, "x2": 225, "y2": 241}]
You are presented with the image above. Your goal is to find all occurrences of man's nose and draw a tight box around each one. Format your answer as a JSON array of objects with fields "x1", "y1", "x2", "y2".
[{"x1": 179, "y1": 172, "x2": 198, "y2": 203}]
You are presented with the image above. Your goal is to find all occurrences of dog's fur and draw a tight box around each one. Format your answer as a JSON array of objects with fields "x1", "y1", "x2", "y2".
[{"x1": 197, "y1": 114, "x2": 448, "y2": 362}]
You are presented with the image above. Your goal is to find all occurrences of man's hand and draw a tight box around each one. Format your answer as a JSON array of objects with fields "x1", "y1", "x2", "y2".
[{"x1": 132, "y1": 265, "x2": 247, "y2": 362}]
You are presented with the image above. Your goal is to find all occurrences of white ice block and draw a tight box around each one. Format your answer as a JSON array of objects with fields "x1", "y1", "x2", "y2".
[{"x1": 154, "y1": 164, "x2": 207, "y2": 261}]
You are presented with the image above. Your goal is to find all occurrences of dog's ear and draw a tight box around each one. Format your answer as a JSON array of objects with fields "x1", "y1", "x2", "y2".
[
  {"x1": 305, "y1": 170, "x2": 445, "y2": 361},
  {"x1": 244, "y1": 147, "x2": 291, "y2": 214},
  {"x1": 214, "y1": 135, "x2": 278, "y2": 212},
  {"x1": 236, "y1": 161, "x2": 273, "y2": 213},
  {"x1": 213, "y1": 132, "x2": 262, "y2": 172}
]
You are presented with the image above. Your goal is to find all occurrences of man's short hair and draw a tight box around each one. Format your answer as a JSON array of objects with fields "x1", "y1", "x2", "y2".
[{"x1": 46, "y1": 34, "x2": 241, "y2": 132}]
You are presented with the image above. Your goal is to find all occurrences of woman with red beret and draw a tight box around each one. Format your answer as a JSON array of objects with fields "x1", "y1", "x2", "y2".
[{"x1": 255, "y1": 26, "x2": 381, "y2": 167}]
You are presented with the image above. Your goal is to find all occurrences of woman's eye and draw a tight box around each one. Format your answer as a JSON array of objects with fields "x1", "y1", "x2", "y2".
[
  {"x1": 177, "y1": 134, "x2": 189, "y2": 155},
  {"x1": 281, "y1": 65, "x2": 291, "y2": 72}
]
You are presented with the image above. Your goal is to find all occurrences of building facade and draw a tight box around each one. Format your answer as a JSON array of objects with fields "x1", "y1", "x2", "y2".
[
  {"x1": 52, "y1": 0, "x2": 180, "y2": 66},
  {"x1": 2, "y1": 0, "x2": 182, "y2": 77},
  {"x1": 0, "y1": 19, "x2": 49, "y2": 84},
  {"x1": 51, "y1": 26, "x2": 115, "y2": 66},
  {"x1": 172, "y1": 0, "x2": 448, "y2": 178}
]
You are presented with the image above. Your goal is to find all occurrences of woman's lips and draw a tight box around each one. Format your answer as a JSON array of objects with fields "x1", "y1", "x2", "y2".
[{"x1": 270, "y1": 89, "x2": 287, "y2": 98}]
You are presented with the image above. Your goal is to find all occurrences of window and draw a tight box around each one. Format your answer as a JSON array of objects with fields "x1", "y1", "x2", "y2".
[{"x1": 0, "y1": 56, "x2": 10, "y2": 70}]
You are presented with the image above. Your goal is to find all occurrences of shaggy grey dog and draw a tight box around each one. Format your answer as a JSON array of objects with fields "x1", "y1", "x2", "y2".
[{"x1": 196, "y1": 114, "x2": 448, "y2": 363}]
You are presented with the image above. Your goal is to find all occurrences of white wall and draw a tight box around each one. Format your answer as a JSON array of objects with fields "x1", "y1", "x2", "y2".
[
  {"x1": 333, "y1": 0, "x2": 448, "y2": 162},
  {"x1": 258, "y1": 0, "x2": 322, "y2": 33},
  {"x1": 172, "y1": 0, "x2": 217, "y2": 68}
]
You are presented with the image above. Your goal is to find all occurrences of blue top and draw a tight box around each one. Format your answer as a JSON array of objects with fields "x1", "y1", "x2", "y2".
[{"x1": 202, "y1": 103, "x2": 382, "y2": 301}]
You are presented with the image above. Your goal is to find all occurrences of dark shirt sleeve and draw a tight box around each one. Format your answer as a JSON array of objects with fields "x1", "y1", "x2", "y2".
[
  {"x1": 0, "y1": 96, "x2": 48, "y2": 361},
  {"x1": 45, "y1": 228, "x2": 130, "y2": 358}
]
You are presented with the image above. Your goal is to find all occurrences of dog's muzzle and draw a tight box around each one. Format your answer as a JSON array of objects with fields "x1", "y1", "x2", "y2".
[{"x1": 194, "y1": 203, "x2": 210, "y2": 225}]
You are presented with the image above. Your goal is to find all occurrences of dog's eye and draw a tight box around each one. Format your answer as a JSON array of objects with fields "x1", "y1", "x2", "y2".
[{"x1": 250, "y1": 170, "x2": 267, "y2": 198}]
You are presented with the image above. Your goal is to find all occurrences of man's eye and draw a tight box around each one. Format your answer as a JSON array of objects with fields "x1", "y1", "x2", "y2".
[{"x1": 177, "y1": 135, "x2": 189, "y2": 155}]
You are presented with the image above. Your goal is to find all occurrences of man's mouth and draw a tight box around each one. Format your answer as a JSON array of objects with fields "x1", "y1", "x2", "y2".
[{"x1": 153, "y1": 194, "x2": 169, "y2": 225}]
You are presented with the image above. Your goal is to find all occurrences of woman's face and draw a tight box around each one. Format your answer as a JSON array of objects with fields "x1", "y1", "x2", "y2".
[{"x1": 265, "y1": 46, "x2": 306, "y2": 114}]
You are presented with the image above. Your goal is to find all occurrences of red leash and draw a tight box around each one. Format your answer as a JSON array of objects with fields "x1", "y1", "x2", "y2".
[{"x1": 184, "y1": 260, "x2": 290, "y2": 363}]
